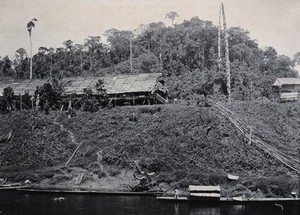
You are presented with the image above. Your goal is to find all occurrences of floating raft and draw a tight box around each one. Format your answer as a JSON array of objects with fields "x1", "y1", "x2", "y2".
[
  {"x1": 156, "y1": 196, "x2": 300, "y2": 204},
  {"x1": 0, "y1": 183, "x2": 24, "y2": 190},
  {"x1": 156, "y1": 196, "x2": 189, "y2": 201},
  {"x1": 221, "y1": 197, "x2": 300, "y2": 204},
  {"x1": 189, "y1": 185, "x2": 221, "y2": 202},
  {"x1": 17, "y1": 187, "x2": 162, "y2": 196},
  {"x1": 156, "y1": 185, "x2": 300, "y2": 204}
]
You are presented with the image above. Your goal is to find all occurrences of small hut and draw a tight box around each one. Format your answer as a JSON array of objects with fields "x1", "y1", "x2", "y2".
[
  {"x1": 272, "y1": 78, "x2": 300, "y2": 102},
  {"x1": 188, "y1": 185, "x2": 221, "y2": 201}
]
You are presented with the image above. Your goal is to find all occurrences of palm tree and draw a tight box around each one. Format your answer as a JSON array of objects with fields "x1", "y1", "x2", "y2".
[
  {"x1": 27, "y1": 18, "x2": 38, "y2": 79},
  {"x1": 165, "y1": 11, "x2": 179, "y2": 27}
]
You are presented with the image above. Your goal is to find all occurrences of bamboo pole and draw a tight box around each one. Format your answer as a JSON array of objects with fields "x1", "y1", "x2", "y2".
[
  {"x1": 65, "y1": 141, "x2": 84, "y2": 166},
  {"x1": 211, "y1": 101, "x2": 300, "y2": 173}
]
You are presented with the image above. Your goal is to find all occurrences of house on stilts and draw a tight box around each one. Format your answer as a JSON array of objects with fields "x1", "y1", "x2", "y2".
[{"x1": 0, "y1": 73, "x2": 168, "y2": 108}]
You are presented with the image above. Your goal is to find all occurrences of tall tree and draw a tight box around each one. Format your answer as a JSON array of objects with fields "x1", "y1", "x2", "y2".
[
  {"x1": 105, "y1": 29, "x2": 134, "y2": 64},
  {"x1": 1, "y1": 56, "x2": 13, "y2": 76},
  {"x1": 165, "y1": 11, "x2": 179, "y2": 27},
  {"x1": 293, "y1": 52, "x2": 300, "y2": 65},
  {"x1": 14, "y1": 48, "x2": 29, "y2": 78},
  {"x1": 84, "y1": 36, "x2": 101, "y2": 71},
  {"x1": 26, "y1": 18, "x2": 38, "y2": 79}
]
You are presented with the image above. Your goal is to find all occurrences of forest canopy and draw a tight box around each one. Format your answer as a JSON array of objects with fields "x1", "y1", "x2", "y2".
[{"x1": 0, "y1": 16, "x2": 298, "y2": 101}]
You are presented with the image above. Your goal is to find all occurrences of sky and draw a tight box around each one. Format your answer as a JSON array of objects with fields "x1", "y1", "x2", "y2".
[{"x1": 0, "y1": 0, "x2": 299, "y2": 59}]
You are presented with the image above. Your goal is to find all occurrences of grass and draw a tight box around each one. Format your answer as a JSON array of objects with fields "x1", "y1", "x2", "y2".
[{"x1": 0, "y1": 102, "x2": 299, "y2": 197}]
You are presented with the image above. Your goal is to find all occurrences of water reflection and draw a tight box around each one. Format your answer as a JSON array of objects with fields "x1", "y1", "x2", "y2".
[
  {"x1": 190, "y1": 207, "x2": 220, "y2": 215},
  {"x1": 174, "y1": 203, "x2": 179, "y2": 215},
  {"x1": 0, "y1": 191, "x2": 299, "y2": 215}
]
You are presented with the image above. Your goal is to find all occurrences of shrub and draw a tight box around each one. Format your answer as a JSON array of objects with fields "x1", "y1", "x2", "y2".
[
  {"x1": 138, "y1": 106, "x2": 161, "y2": 114},
  {"x1": 254, "y1": 176, "x2": 298, "y2": 197},
  {"x1": 107, "y1": 168, "x2": 121, "y2": 177}
]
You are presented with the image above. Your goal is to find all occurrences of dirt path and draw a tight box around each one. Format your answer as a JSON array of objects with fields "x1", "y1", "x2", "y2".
[{"x1": 53, "y1": 113, "x2": 82, "y2": 166}]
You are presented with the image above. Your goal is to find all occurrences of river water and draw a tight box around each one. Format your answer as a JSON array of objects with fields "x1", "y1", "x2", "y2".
[{"x1": 0, "y1": 190, "x2": 299, "y2": 215}]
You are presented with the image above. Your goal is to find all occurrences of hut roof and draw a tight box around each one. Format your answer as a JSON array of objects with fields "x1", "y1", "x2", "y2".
[
  {"x1": 188, "y1": 185, "x2": 221, "y2": 192},
  {"x1": 63, "y1": 73, "x2": 162, "y2": 95},
  {"x1": 272, "y1": 78, "x2": 300, "y2": 87},
  {"x1": 0, "y1": 73, "x2": 162, "y2": 96},
  {"x1": 0, "y1": 79, "x2": 49, "y2": 96}
]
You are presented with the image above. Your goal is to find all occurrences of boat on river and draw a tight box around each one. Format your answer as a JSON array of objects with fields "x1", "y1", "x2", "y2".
[{"x1": 156, "y1": 185, "x2": 300, "y2": 204}]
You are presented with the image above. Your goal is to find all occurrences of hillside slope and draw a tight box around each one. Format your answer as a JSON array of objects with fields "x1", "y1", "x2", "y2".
[{"x1": 0, "y1": 102, "x2": 299, "y2": 197}]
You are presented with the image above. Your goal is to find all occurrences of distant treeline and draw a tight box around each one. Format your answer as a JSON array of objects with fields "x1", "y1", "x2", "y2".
[{"x1": 1, "y1": 17, "x2": 300, "y2": 101}]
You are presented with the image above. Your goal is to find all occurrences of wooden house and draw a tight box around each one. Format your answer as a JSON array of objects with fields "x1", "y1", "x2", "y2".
[
  {"x1": 0, "y1": 73, "x2": 168, "y2": 106},
  {"x1": 272, "y1": 78, "x2": 300, "y2": 102}
]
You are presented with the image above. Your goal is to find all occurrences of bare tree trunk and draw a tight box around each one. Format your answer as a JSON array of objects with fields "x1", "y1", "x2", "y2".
[
  {"x1": 218, "y1": 4, "x2": 222, "y2": 71},
  {"x1": 130, "y1": 39, "x2": 133, "y2": 73},
  {"x1": 222, "y1": 3, "x2": 231, "y2": 103},
  {"x1": 89, "y1": 51, "x2": 93, "y2": 71},
  {"x1": 80, "y1": 52, "x2": 83, "y2": 70},
  {"x1": 159, "y1": 51, "x2": 162, "y2": 72},
  {"x1": 30, "y1": 35, "x2": 33, "y2": 79}
]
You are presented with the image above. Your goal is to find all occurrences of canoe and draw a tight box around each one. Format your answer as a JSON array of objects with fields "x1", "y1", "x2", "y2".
[
  {"x1": 17, "y1": 188, "x2": 162, "y2": 196},
  {"x1": 156, "y1": 196, "x2": 189, "y2": 201}
]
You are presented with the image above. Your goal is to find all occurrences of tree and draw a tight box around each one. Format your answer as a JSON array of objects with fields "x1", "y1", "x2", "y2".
[
  {"x1": 105, "y1": 29, "x2": 134, "y2": 64},
  {"x1": 95, "y1": 79, "x2": 108, "y2": 106},
  {"x1": 81, "y1": 88, "x2": 98, "y2": 112},
  {"x1": 84, "y1": 36, "x2": 102, "y2": 71},
  {"x1": 27, "y1": 18, "x2": 38, "y2": 79},
  {"x1": 35, "y1": 82, "x2": 61, "y2": 110},
  {"x1": 14, "y1": 48, "x2": 29, "y2": 78},
  {"x1": 74, "y1": 44, "x2": 84, "y2": 72},
  {"x1": 165, "y1": 12, "x2": 179, "y2": 27},
  {"x1": 293, "y1": 52, "x2": 300, "y2": 65},
  {"x1": 1, "y1": 56, "x2": 13, "y2": 76},
  {"x1": 3, "y1": 87, "x2": 14, "y2": 111}
]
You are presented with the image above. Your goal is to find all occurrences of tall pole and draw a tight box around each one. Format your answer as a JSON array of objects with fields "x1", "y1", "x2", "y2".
[
  {"x1": 30, "y1": 35, "x2": 33, "y2": 79},
  {"x1": 218, "y1": 4, "x2": 222, "y2": 71},
  {"x1": 222, "y1": 2, "x2": 231, "y2": 103},
  {"x1": 130, "y1": 39, "x2": 133, "y2": 73}
]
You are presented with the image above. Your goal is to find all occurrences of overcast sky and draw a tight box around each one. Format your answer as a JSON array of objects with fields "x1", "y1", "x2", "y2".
[{"x1": 0, "y1": 0, "x2": 299, "y2": 59}]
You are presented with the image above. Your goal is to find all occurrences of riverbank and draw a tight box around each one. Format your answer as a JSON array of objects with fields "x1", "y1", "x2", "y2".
[{"x1": 0, "y1": 101, "x2": 299, "y2": 198}]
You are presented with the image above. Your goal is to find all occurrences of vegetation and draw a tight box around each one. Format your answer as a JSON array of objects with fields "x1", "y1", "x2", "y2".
[
  {"x1": 0, "y1": 103, "x2": 299, "y2": 196},
  {"x1": 0, "y1": 12, "x2": 299, "y2": 197},
  {"x1": 26, "y1": 18, "x2": 38, "y2": 79},
  {"x1": 0, "y1": 16, "x2": 299, "y2": 102}
]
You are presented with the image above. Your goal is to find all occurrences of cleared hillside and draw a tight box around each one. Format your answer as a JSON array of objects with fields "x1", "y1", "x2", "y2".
[{"x1": 0, "y1": 102, "x2": 299, "y2": 197}]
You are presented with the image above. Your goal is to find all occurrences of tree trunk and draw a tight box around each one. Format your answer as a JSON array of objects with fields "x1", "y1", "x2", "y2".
[
  {"x1": 130, "y1": 39, "x2": 133, "y2": 73},
  {"x1": 30, "y1": 35, "x2": 33, "y2": 79},
  {"x1": 222, "y1": 3, "x2": 231, "y2": 103},
  {"x1": 218, "y1": 4, "x2": 222, "y2": 71},
  {"x1": 89, "y1": 51, "x2": 93, "y2": 71}
]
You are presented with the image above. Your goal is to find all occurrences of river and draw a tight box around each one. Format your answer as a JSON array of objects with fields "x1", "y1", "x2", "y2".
[{"x1": 0, "y1": 190, "x2": 299, "y2": 215}]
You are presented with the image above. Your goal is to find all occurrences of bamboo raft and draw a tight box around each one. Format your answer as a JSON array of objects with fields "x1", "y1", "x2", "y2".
[
  {"x1": 156, "y1": 185, "x2": 300, "y2": 204},
  {"x1": 0, "y1": 183, "x2": 24, "y2": 190},
  {"x1": 17, "y1": 187, "x2": 162, "y2": 196},
  {"x1": 156, "y1": 196, "x2": 300, "y2": 204}
]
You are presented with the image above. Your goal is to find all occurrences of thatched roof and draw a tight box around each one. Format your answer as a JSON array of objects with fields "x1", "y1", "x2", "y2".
[
  {"x1": 189, "y1": 185, "x2": 221, "y2": 192},
  {"x1": 272, "y1": 78, "x2": 300, "y2": 87},
  {"x1": 64, "y1": 73, "x2": 162, "y2": 95},
  {"x1": 0, "y1": 73, "x2": 162, "y2": 96},
  {"x1": 0, "y1": 79, "x2": 49, "y2": 96}
]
